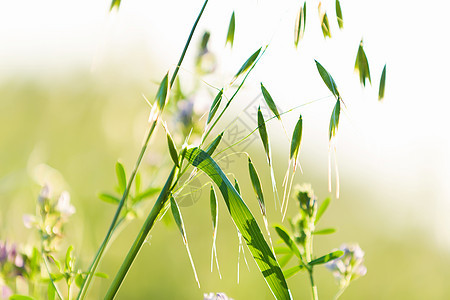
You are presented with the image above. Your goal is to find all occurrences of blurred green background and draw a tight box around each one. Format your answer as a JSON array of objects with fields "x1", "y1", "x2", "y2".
[{"x1": 1, "y1": 0, "x2": 450, "y2": 299}]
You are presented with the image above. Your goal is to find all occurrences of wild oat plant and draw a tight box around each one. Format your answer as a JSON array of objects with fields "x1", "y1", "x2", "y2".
[{"x1": 1, "y1": 0, "x2": 386, "y2": 299}]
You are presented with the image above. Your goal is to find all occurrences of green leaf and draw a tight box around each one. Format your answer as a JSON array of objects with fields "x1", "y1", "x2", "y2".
[
  {"x1": 156, "y1": 72, "x2": 170, "y2": 111},
  {"x1": 354, "y1": 40, "x2": 371, "y2": 86},
  {"x1": 185, "y1": 148, "x2": 291, "y2": 300},
  {"x1": 226, "y1": 11, "x2": 236, "y2": 48},
  {"x1": 273, "y1": 225, "x2": 301, "y2": 259},
  {"x1": 133, "y1": 187, "x2": 160, "y2": 203},
  {"x1": 207, "y1": 89, "x2": 223, "y2": 125},
  {"x1": 378, "y1": 64, "x2": 387, "y2": 101},
  {"x1": 294, "y1": 2, "x2": 306, "y2": 48},
  {"x1": 336, "y1": 0, "x2": 343, "y2": 29},
  {"x1": 110, "y1": 0, "x2": 121, "y2": 11},
  {"x1": 94, "y1": 272, "x2": 109, "y2": 279},
  {"x1": 232, "y1": 48, "x2": 262, "y2": 84},
  {"x1": 210, "y1": 186, "x2": 218, "y2": 230},
  {"x1": 278, "y1": 252, "x2": 294, "y2": 268},
  {"x1": 319, "y1": 3, "x2": 331, "y2": 38},
  {"x1": 135, "y1": 172, "x2": 141, "y2": 195},
  {"x1": 329, "y1": 100, "x2": 340, "y2": 140},
  {"x1": 315, "y1": 197, "x2": 330, "y2": 225},
  {"x1": 75, "y1": 273, "x2": 85, "y2": 288},
  {"x1": 170, "y1": 195, "x2": 200, "y2": 287},
  {"x1": 65, "y1": 245, "x2": 74, "y2": 272},
  {"x1": 206, "y1": 132, "x2": 224, "y2": 156},
  {"x1": 115, "y1": 162, "x2": 127, "y2": 194},
  {"x1": 98, "y1": 193, "x2": 120, "y2": 205},
  {"x1": 257, "y1": 106, "x2": 271, "y2": 165},
  {"x1": 313, "y1": 228, "x2": 336, "y2": 235},
  {"x1": 261, "y1": 83, "x2": 281, "y2": 120},
  {"x1": 47, "y1": 254, "x2": 61, "y2": 271},
  {"x1": 248, "y1": 157, "x2": 266, "y2": 216},
  {"x1": 289, "y1": 114, "x2": 303, "y2": 165},
  {"x1": 308, "y1": 250, "x2": 343, "y2": 266},
  {"x1": 170, "y1": 196, "x2": 186, "y2": 242},
  {"x1": 234, "y1": 178, "x2": 241, "y2": 194},
  {"x1": 167, "y1": 132, "x2": 179, "y2": 167},
  {"x1": 315, "y1": 60, "x2": 340, "y2": 99},
  {"x1": 283, "y1": 264, "x2": 305, "y2": 279}
]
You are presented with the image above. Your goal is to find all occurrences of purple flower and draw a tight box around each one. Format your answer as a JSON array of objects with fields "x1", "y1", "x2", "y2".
[
  {"x1": 203, "y1": 292, "x2": 233, "y2": 300},
  {"x1": 326, "y1": 243, "x2": 367, "y2": 286}
]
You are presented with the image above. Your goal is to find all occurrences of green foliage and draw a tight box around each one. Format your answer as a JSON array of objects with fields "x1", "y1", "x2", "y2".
[
  {"x1": 294, "y1": 2, "x2": 306, "y2": 48},
  {"x1": 226, "y1": 11, "x2": 236, "y2": 48},
  {"x1": 379, "y1": 64, "x2": 387, "y2": 100},
  {"x1": 185, "y1": 148, "x2": 291, "y2": 300},
  {"x1": 354, "y1": 40, "x2": 371, "y2": 86}
]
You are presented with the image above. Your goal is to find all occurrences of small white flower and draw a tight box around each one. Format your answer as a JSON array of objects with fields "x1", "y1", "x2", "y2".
[
  {"x1": 56, "y1": 191, "x2": 75, "y2": 217},
  {"x1": 22, "y1": 214, "x2": 36, "y2": 229}
]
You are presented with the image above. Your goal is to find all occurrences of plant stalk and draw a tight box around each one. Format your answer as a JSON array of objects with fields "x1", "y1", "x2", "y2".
[
  {"x1": 77, "y1": 1, "x2": 209, "y2": 299},
  {"x1": 105, "y1": 167, "x2": 177, "y2": 299}
]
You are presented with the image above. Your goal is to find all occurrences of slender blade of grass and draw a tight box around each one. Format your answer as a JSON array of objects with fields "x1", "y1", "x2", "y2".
[
  {"x1": 308, "y1": 250, "x2": 343, "y2": 266},
  {"x1": 354, "y1": 40, "x2": 371, "y2": 86},
  {"x1": 379, "y1": 64, "x2": 387, "y2": 101},
  {"x1": 110, "y1": 0, "x2": 121, "y2": 10},
  {"x1": 115, "y1": 162, "x2": 126, "y2": 195},
  {"x1": 315, "y1": 60, "x2": 340, "y2": 100},
  {"x1": 261, "y1": 83, "x2": 281, "y2": 120},
  {"x1": 294, "y1": 2, "x2": 306, "y2": 48},
  {"x1": 315, "y1": 197, "x2": 330, "y2": 225},
  {"x1": 273, "y1": 224, "x2": 301, "y2": 259},
  {"x1": 231, "y1": 48, "x2": 262, "y2": 84},
  {"x1": 329, "y1": 99, "x2": 340, "y2": 140},
  {"x1": 290, "y1": 114, "x2": 303, "y2": 170},
  {"x1": 185, "y1": 148, "x2": 292, "y2": 300},
  {"x1": 336, "y1": 0, "x2": 343, "y2": 28},
  {"x1": 313, "y1": 228, "x2": 336, "y2": 235},
  {"x1": 226, "y1": 11, "x2": 236, "y2": 48},
  {"x1": 283, "y1": 265, "x2": 305, "y2": 279},
  {"x1": 206, "y1": 89, "x2": 223, "y2": 125}
]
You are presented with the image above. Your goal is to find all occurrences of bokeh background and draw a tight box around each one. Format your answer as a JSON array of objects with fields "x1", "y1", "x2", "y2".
[{"x1": 1, "y1": 0, "x2": 449, "y2": 299}]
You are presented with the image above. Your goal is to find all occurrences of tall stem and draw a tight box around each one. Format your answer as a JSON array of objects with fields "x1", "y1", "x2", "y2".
[
  {"x1": 105, "y1": 167, "x2": 177, "y2": 299},
  {"x1": 77, "y1": 1, "x2": 209, "y2": 299}
]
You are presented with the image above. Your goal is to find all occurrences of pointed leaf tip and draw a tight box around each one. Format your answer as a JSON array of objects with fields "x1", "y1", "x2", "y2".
[
  {"x1": 261, "y1": 83, "x2": 281, "y2": 120},
  {"x1": 226, "y1": 11, "x2": 236, "y2": 48},
  {"x1": 378, "y1": 64, "x2": 387, "y2": 101}
]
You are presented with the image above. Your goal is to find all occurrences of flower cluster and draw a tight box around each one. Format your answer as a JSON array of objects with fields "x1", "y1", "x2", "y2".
[
  {"x1": 23, "y1": 185, "x2": 75, "y2": 253},
  {"x1": 326, "y1": 243, "x2": 367, "y2": 289},
  {"x1": 0, "y1": 241, "x2": 26, "y2": 298}
]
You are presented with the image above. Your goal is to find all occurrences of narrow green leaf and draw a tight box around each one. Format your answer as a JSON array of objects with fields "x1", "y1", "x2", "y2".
[
  {"x1": 378, "y1": 64, "x2": 387, "y2": 101},
  {"x1": 98, "y1": 193, "x2": 120, "y2": 205},
  {"x1": 315, "y1": 60, "x2": 340, "y2": 99},
  {"x1": 94, "y1": 272, "x2": 109, "y2": 279},
  {"x1": 273, "y1": 225, "x2": 301, "y2": 259},
  {"x1": 336, "y1": 0, "x2": 343, "y2": 29},
  {"x1": 156, "y1": 72, "x2": 170, "y2": 111},
  {"x1": 185, "y1": 148, "x2": 291, "y2": 300},
  {"x1": 261, "y1": 83, "x2": 281, "y2": 120},
  {"x1": 110, "y1": 0, "x2": 121, "y2": 11},
  {"x1": 206, "y1": 132, "x2": 224, "y2": 156},
  {"x1": 257, "y1": 106, "x2": 271, "y2": 165},
  {"x1": 354, "y1": 40, "x2": 371, "y2": 86},
  {"x1": 278, "y1": 252, "x2": 294, "y2": 268},
  {"x1": 248, "y1": 157, "x2": 266, "y2": 216},
  {"x1": 65, "y1": 245, "x2": 74, "y2": 272},
  {"x1": 167, "y1": 132, "x2": 179, "y2": 167},
  {"x1": 315, "y1": 197, "x2": 330, "y2": 225},
  {"x1": 234, "y1": 178, "x2": 241, "y2": 194},
  {"x1": 75, "y1": 273, "x2": 84, "y2": 288},
  {"x1": 115, "y1": 162, "x2": 127, "y2": 194},
  {"x1": 170, "y1": 196, "x2": 186, "y2": 242},
  {"x1": 232, "y1": 48, "x2": 262, "y2": 84},
  {"x1": 133, "y1": 187, "x2": 160, "y2": 203},
  {"x1": 319, "y1": 3, "x2": 331, "y2": 38},
  {"x1": 170, "y1": 195, "x2": 200, "y2": 287},
  {"x1": 210, "y1": 186, "x2": 218, "y2": 230},
  {"x1": 47, "y1": 254, "x2": 61, "y2": 271},
  {"x1": 329, "y1": 100, "x2": 340, "y2": 140},
  {"x1": 309, "y1": 250, "x2": 343, "y2": 266},
  {"x1": 289, "y1": 114, "x2": 303, "y2": 163},
  {"x1": 135, "y1": 172, "x2": 141, "y2": 195},
  {"x1": 226, "y1": 11, "x2": 236, "y2": 48},
  {"x1": 313, "y1": 228, "x2": 336, "y2": 235},
  {"x1": 294, "y1": 2, "x2": 306, "y2": 48},
  {"x1": 283, "y1": 265, "x2": 305, "y2": 279},
  {"x1": 207, "y1": 89, "x2": 223, "y2": 124}
]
